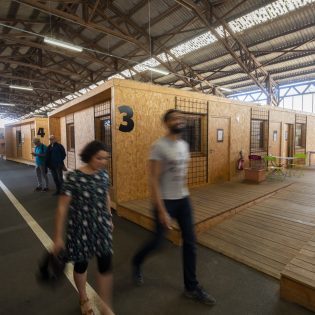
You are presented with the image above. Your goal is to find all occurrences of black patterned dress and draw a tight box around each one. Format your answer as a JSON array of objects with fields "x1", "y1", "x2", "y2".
[{"x1": 61, "y1": 169, "x2": 112, "y2": 263}]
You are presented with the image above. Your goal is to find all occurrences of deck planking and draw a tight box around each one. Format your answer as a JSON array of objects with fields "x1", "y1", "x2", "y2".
[{"x1": 198, "y1": 179, "x2": 315, "y2": 279}]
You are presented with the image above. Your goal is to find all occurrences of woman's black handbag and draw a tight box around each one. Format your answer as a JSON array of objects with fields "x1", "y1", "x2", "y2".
[{"x1": 36, "y1": 250, "x2": 67, "y2": 285}]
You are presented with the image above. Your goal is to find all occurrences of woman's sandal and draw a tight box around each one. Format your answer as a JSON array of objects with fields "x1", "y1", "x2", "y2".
[{"x1": 80, "y1": 298, "x2": 95, "y2": 315}]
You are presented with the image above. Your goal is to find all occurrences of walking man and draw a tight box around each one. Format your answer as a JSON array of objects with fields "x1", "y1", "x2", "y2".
[
  {"x1": 46, "y1": 135, "x2": 66, "y2": 195},
  {"x1": 132, "y1": 109, "x2": 216, "y2": 306},
  {"x1": 32, "y1": 138, "x2": 48, "y2": 192}
]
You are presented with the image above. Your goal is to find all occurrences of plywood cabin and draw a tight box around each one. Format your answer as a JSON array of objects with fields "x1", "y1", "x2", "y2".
[
  {"x1": 4, "y1": 117, "x2": 49, "y2": 164},
  {"x1": 47, "y1": 79, "x2": 315, "y2": 207}
]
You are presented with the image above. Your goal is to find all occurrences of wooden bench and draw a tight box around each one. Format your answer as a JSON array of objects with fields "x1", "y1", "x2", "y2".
[{"x1": 280, "y1": 235, "x2": 315, "y2": 312}]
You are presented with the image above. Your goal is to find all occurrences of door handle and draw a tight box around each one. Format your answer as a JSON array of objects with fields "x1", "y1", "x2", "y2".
[{"x1": 209, "y1": 149, "x2": 215, "y2": 153}]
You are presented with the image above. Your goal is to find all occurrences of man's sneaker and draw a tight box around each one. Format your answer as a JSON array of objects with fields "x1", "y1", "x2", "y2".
[
  {"x1": 34, "y1": 187, "x2": 42, "y2": 192},
  {"x1": 42, "y1": 188, "x2": 49, "y2": 192},
  {"x1": 132, "y1": 264, "x2": 144, "y2": 286},
  {"x1": 184, "y1": 285, "x2": 216, "y2": 306}
]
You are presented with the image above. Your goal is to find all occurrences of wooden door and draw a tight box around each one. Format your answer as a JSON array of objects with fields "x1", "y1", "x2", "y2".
[
  {"x1": 269, "y1": 122, "x2": 281, "y2": 156},
  {"x1": 282, "y1": 124, "x2": 294, "y2": 157},
  {"x1": 209, "y1": 117, "x2": 230, "y2": 183}
]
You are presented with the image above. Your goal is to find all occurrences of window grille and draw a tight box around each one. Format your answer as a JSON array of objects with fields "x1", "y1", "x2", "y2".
[
  {"x1": 175, "y1": 96, "x2": 208, "y2": 186},
  {"x1": 250, "y1": 108, "x2": 269, "y2": 156},
  {"x1": 95, "y1": 101, "x2": 113, "y2": 182}
]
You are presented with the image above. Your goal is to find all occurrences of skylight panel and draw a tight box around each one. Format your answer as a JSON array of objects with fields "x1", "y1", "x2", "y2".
[
  {"x1": 229, "y1": 0, "x2": 315, "y2": 33},
  {"x1": 156, "y1": 53, "x2": 174, "y2": 63},
  {"x1": 133, "y1": 57, "x2": 160, "y2": 72},
  {"x1": 120, "y1": 69, "x2": 136, "y2": 78},
  {"x1": 170, "y1": 31, "x2": 217, "y2": 57},
  {"x1": 108, "y1": 73, "x2": 124, "y2": 80}
]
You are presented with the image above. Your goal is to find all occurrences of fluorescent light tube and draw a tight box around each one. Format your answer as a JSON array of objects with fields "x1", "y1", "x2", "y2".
[
  {"x1": 44, "y1": 37, "x2": 83, "y2": 52},
  {"x1": 0, "y1": 102, "x2": 15, "y2": 106},
  {"x1": 148, "y1": 67, "x2": 170, "y2": 75},
  {"x1": 219, "y1": 87, "x2": 233, "y2": 92},
  {"x1": 9, "y1": 85, "x2": 34, "y2": 91}
]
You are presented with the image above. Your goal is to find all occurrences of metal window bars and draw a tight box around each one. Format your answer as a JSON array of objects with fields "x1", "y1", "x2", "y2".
[
  {"x1": 94, "y1": 101, "x2": 113, "y2": 183},
  {"x1": 175, "y1": 96, "x2": 208, "y2": 186},
  {"x1": 250, "y1": 108, "x2": 269, "y2": 156}
]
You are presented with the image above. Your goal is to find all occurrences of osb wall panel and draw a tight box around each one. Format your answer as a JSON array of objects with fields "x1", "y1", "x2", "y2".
[
  {"x1": 34, "y1": 118, "x2": 49, "y2": 145},
  {"x1": 60, "y1": 117, "x2": 67, "y2": 167},
  {"x1": 74, "y1": 107, "x2": 95, "y2": 168},
  {"x1": 49, "y1": 118, "x2": 61, "y2": 142},
  {"x1": 114, "y1": 86, "x2": 172, "y2": 203},
  {"x1": 269, "y1": 109, "x2": 295, "y2": 124},
  {"x1": 21, "y1": 124, "x2": 32, "y2": 161}
]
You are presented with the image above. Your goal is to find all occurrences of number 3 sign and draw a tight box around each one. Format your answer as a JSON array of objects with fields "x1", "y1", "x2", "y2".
[{"x1": 118, "y1": 105, "x2": 134, "y2": 132}]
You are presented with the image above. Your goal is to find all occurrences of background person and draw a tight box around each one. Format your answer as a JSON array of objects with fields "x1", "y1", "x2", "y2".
[
  {"x1": 32, "y1": 138, "x2": 48, "y2": 192},
  {"x1": 46, "y1": 135, "x2": 66, "y2": 195}
]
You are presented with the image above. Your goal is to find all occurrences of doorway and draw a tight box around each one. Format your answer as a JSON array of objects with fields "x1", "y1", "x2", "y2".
[
  {"x1": 209, "y1": 117, "x2": 230, "y2": 183},
  {"x1": 269, "y1": 122, "x2": 281, "y2": 156}
]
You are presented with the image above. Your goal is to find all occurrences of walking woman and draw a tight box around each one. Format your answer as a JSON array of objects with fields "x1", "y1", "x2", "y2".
[{"x1": 53, "y1": 141, "x2": 114, "y2": 315}]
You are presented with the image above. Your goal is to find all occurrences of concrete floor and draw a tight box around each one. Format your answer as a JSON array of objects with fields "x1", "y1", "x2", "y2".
[{"x1": 0, "y1": 159, "x2": 313, "y2": 315}]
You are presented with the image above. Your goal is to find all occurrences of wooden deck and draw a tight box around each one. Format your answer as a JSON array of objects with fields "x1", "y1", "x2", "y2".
[
  {"x1": 117, "y1": 178, "x2": 293, "y2": 245},
  {"x1": 280, "y1": 234, "x2": 315, "y2": 312},
  {"x1": 198, "y1": 180, "x2": 315, "y2": 279}
]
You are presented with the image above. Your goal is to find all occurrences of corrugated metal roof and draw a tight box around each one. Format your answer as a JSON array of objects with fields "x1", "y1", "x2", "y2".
[{"x1": 1, "y1": 0, "x2": 315, "y2": 118}]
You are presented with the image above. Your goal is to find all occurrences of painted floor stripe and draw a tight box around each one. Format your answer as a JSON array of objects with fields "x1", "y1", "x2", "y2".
[{"x1": 0, "y1": 179, "x2": 102, "y2": 314}]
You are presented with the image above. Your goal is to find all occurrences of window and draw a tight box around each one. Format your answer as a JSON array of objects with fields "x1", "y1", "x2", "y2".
[
  {"x1": 295, "y1": 123, "x2": 306, "y2": 148},
  {"x1": 66, "y1": 123, "x2": 75, "y2": 151},
  {"x1": 182, "y1": 114, "x2": 203, "y2": 154},
  {"x1": 251, "y1": 120, "x2": 268, "y2": 152},
  {"x1": 95, "y1": 115, "x2": 112, "y2": 153}
]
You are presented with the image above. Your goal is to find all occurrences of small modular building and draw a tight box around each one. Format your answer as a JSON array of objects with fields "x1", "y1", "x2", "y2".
[
  {"x1": 4, "y1": 117, "x2": 49, "y2": 164},
  {"x1": 48, "y1": 79, "x2": 315, "y2": 206}
]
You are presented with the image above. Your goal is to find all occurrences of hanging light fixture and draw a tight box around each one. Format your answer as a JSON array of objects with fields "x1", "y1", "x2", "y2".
[
  {"x1": 148, "y1": 67, "x2": 170, "y2": 75},
  {"x1": 0, "y1": 102, "x2": 15, "y2": 106},
  {"x1": 9, "y1": 85, "x2": 34, "y2": 91},
  {"x1": 218, "y1": 87, "x2": 233, "y2": 92},
  {"x1": 44, "y1": 37, "x2": 83, "y2": 52}
]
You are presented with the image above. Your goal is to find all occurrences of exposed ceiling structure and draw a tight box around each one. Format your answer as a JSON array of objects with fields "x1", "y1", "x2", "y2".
[{"x1": 0, "y1": 0, "x2": 315, "y2": 119}]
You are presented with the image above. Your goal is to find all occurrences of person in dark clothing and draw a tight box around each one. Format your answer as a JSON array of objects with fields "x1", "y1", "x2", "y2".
[{"x1": 46, "y1": 135, "x2": 66, "y2": 195}]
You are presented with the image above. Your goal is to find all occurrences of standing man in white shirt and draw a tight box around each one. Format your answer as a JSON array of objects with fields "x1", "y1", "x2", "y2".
[{"x1": 132, "y1": 109, "x2": 216, "y2": 306}]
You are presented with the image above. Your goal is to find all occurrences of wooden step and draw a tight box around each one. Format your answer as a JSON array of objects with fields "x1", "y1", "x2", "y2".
[{"x1": 280, "y1": 236, "x2": 315, "y2": 312}]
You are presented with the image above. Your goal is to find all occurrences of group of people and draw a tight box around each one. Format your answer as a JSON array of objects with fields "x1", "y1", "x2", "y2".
[
  {"x1": 36, "y1": 109, "x2": 216, "y2": 315},
  {"x1": 32, "y1": 135, "x2": 66, "y2": 195}
]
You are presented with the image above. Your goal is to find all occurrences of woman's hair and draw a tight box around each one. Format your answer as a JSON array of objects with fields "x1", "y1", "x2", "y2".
[{"x1": 80, "y1": 140, "x2": 107, "y2": 163}]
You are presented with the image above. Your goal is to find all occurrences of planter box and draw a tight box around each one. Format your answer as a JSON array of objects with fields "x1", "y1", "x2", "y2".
[{"x1": 244, "y1": 168, "x2": 266, "y2": 183}]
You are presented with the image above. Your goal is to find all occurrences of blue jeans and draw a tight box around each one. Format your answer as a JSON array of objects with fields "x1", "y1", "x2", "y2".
[{"x1": 133, "y1": 197, "x2": 199, "y2": 291}]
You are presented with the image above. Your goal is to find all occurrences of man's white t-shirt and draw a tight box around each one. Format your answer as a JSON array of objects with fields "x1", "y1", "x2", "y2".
[{"x1": 149, "y1": 137, "x2": 190, "y2": 200}]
